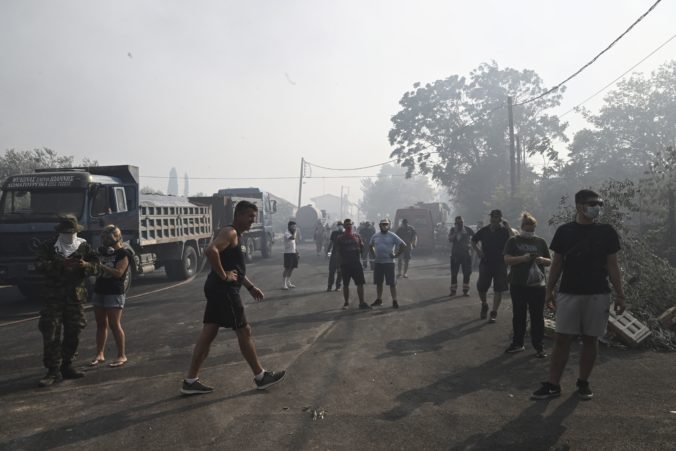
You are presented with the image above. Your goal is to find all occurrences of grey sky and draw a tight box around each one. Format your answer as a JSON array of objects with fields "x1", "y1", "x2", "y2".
[{"x1": 1, "y1": 0, "x2": 674, "y2": 205}]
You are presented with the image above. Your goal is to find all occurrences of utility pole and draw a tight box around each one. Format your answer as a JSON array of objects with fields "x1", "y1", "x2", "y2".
[
  {"x1": 297, "y1": 157, "x2": 305, "y2": 214},
  {"x1": 515, "y1": 134, "x2": 521, "y2": 187},
  {"x1": 507, "y1": 96, "x2": 516, "y2": 197}
]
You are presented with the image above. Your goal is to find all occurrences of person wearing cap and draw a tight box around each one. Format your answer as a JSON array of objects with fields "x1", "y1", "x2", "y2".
[
  {"x1": 368, "y1": 218, "x2": 406, "y2": 308},
  {"x1": 325, "y1": 221, "x2": 344, "y2": 292},
  {"x1": 471, "y1": 209, "x2": 511, "y2": 323},
  {"x1": 448, "y1": 216, "x2": 475, "y2": 296},
  {"x1": 282, "y1": 221, "x2": 299, "y2": 290},
  {"x1": 334, "y1": 218, "x2": 370, "y2": 310},
  {"x1": 395, "y1": 218, "x2": 417, "y2": 278},
  {"x1": 35, "y1": 215, "x2": 100, "y2": 387}
]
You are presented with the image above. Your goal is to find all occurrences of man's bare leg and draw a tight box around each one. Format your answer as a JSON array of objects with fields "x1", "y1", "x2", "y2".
[
  {"x1": 186, "y1": 323, "x2": 220, "y2": 379},
  {"x1": 235, "y1": 325, "x2": 264, "y2": 376},
  {"x1": 342, "y1": 285, "x2": 350, "y2": 304},
  {"x1": 579, "y1": 335, "x2": 598, "y2": 381},
  {"x1": 376, "y1": 283, "x2": 384, "y2": 300},
  {"x1": 548, "y1": 333, "x2": 574, "y2": 385},
  {"x1": 492, "y1": 291, "x2": 503, "y2": 313},
  {"x1": 389, "y1": 285, "x2": 397, "y2": 302},
  {"x1": 356, "y1": 284, "x2": 365, "y2": 304}
]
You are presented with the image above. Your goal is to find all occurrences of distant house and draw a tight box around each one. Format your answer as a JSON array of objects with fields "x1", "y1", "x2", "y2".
[{"x1": 311, "y1": 193, "x2": 358, "y2": 221}]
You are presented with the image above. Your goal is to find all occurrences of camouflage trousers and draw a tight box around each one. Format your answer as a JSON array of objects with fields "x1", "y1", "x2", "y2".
[{"x1": 38, "y1": 300, "x2": 87, "y2": 370}]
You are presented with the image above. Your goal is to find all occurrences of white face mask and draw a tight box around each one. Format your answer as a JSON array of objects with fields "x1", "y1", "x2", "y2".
[
  {"x1": 583, "y1": 205, "x2": 602, "y2": 220},
  {"x1": 58, "y1": 232, "x2": 77, "y2": 244},
  {"x1": 520, "y1": 230, "x2": 534, "y2": 238}
]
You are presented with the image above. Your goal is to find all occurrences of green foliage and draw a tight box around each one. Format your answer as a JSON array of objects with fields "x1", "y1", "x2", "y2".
[
  {"x1": 389, "y1": 61, "x2": 567, "y2": 219},
  {"x1": 140, "y1": 186, "x2": 165, "y2": 195},
  {"x1": 359, "y1": 164, "x2": 437, "y2": 221},
  {"x1": 1, "y1": 148, "x2": 98, "y2": 184}
]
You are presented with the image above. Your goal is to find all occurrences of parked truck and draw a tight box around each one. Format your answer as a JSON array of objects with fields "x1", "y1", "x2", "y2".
[
  {"x1": 0, "y1": 166, "x2": 276, "y2": 298},
  {"x1": 393, "y1": 202, "x2": 451, "y2": 252}
]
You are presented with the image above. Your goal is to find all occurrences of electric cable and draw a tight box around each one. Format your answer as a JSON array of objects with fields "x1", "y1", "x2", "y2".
[{"x1": 514, "y1": 0, "x2": 663, "y2": 106}]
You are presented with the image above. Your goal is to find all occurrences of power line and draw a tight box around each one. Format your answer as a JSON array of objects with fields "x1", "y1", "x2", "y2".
[
  {"x1": 559, "y1": 31, "x2": 676, "y2": 119},
  {"x1": 514, "y1": 0, "x2": 663, "y2": 107},
  {"x1": 140, "y1": 174, "x2": 409, "y2": 181},
  {"x1": 305, "y1": 159, "x2": 397, "y2": 171}
]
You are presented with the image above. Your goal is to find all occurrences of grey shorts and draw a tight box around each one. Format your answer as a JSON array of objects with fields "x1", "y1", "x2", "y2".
[
  {"x1": 91, "y1": 293, "x2": 126, "y2": 309},
  {"x1": 555, "y1": 293, "x2": 611, "y2": 337}
]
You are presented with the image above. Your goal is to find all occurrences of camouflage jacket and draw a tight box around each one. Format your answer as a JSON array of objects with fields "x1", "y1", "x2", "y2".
[{"x1": 36, "y1": 238, "x2": 101, "y2": 302}]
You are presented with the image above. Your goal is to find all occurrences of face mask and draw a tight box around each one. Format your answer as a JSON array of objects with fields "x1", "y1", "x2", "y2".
[
  {"x1": 58, "y1": 232, "x2": 77, "y2": 244},
  {"x1": 337, "y1": 226, "x2": 344, "y2": 233},
  {"x1": 520, "y1": 230, "x2": 534, "y2": 238},
  {"x1": 583, "y1": 205, "x2": 601, "y2": 220}
]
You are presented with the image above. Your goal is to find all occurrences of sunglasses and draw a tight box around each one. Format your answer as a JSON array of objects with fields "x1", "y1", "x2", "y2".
[{"x1": 583, "y1": 201, "x2": 604, "y2": 207}]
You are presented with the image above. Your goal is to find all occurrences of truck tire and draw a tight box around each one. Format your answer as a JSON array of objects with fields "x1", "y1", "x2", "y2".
[
  {"x1": 165, "y1": 245, "x2": 198, "y2": 280},
  {"x1": 261, "y1": 234, "x2": 272, "y2": 258},
  {"x1": 17, "y1": 283, "x2": 42, "y2": 300}
]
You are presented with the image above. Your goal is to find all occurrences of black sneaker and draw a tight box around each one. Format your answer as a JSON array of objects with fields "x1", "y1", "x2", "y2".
[
  {"x1": 449, "y1": 290, "x2": 456, "y2": 297},
  {"x1": 576, "y1": 379, "x2": 593, "y2": 400},
  {"x1": 480, "y1": 304, "x2": 489, "y2": 319},
  {"x1": 488, "y1": 311, "x2": 497, "y2": 323},
  {"x1": 255, "y1": 370, "x2": 286, "y2": 390},
  {"x1": 359, "y1": 302, "x2": 372, "y2": 310},
  {"x1": 181, "y1": 379, "x2": 214, "y2": 395},
  {"x1": 463, "y1": 290, "x2": 469, "y2": 296},
  {"x1": 39, "y1": 369, "x2": 63, "y2": 387},
  {"x1": 392, "y1": 300, "x2": 399, "y2": 309},
  {"x1": 531, "y1": 382, "x2": 561, "y2": 400},
  {"x1": 326, "y1": 287, "x2": 332, "y2": 292},
  {"x1": 505, "y1": 344, "x2": 525, "y2": 354},
  {"x1": 534, "y1": 348, "x2": 547, "y2": 358},
  {"x1": 371, "y1": 299, "x2": 383, "y2": 307}
]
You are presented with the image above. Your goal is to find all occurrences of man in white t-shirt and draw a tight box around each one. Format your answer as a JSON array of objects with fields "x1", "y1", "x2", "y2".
[
  {"x1": 282, "y1": 221, "x2": 299, "y2": 289},
  {"x1": 369, "y1": 218, "x2": 406, "y2": 308}
]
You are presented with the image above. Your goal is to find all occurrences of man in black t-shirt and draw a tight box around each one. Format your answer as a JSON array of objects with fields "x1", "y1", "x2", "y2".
[
  {"x1": 471, "y1": 209, "x2": 512, "y2": 322},
  {"x1": 532, "y1": 189, "x2": 626, "y2": 401},
  {"x1": 335, "y1": 218, "x2": 370, "y2": 310}
]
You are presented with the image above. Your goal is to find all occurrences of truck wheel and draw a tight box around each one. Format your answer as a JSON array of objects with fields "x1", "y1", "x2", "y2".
[
  {"x1": 261, "y1": 235, "x2": 272, "y2": 258},
  {"x1": 166, "y1": 246, "x2": 198, "y2": 280},
  {"x1": 17, "y1": 283, "x2": 42, "y2": 300}
]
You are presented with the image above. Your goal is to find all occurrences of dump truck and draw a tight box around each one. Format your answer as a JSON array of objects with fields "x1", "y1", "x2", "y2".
[{"x1": 0, "y1": 166, "x2": 276, "y2": 298}]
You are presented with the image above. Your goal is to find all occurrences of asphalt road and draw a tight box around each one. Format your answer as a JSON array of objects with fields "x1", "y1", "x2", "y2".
[{"x1": 1, "y1": 243, "x2": 675, "y2": 450}]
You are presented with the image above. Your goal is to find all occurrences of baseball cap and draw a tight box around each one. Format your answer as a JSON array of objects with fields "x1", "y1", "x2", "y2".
[
  {"x1": 379, "y1": 218, "x2": 391, "y2": 225},
  {"x1": 489, "y1": 209, "x2": 502, "y2": 217}
]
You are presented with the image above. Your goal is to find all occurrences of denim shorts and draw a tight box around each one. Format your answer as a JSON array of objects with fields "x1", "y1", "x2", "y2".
[{"x1": 91, "y1": 293, "x2": 126, "y2": 309}]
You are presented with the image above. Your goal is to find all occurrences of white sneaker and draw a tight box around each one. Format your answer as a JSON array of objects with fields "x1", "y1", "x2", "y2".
[
  {"x1": 282, "y1": 285, "x2": 289, "y2": 290},
  {"x1": 287, "y1": 282, "x2": 296, "y2": 288}
]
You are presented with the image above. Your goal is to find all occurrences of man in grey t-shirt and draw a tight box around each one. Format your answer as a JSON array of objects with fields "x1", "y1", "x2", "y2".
[{"x1": 369, "y1": 218, "x2": 406, "y2": 308}]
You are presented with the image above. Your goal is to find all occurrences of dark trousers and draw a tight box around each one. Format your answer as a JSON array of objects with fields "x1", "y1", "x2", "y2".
[
  {"x1": 450, "y1": 254, "x2": 472, "y2": 292},
  {"x1": 509, "y1": 285, "x2": 545, "y2": 350},
  {"x1": 328, "y1": 257, "x2": 342, "y2": 289}
]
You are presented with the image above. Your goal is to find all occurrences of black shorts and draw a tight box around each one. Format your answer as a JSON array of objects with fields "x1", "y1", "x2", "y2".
[
  {"x1": 373, "y1": 263, "x2": 396, "y2": 286},
  {"x1": 203, "y1": 287, "x2": 248, "y2": 330},
  {"x1": 283, "y1": 253, "x2": 299, "y2": 269},
  {"x1": 477, "y1": 262, "x2": 508, "y2": 293},
  {"x1": 399, "y1": 246, "x2": 412, "y2": 261},
  {"x1": 341, "y1": 263, "x2": 366, "y2": 287}
]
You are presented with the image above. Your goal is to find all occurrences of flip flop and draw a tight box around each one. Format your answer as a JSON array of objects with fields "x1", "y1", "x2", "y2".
[
  {"x1": 108, "y1": 360, "x2": 127, "y2": 368},
  {"x1": 89, "y1": 358, "x2": 105, "y2": 367}
]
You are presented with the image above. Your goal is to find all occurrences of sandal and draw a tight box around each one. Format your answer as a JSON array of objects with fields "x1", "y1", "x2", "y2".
[
  {"x1": 108, "y1": 360, "x2": 127, "y2": 368},
  {"x1": 89, "y1": 358, "x2": 105, "y2": 367}
]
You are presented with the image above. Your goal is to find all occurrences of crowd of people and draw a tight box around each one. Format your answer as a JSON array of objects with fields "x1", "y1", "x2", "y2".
[{"x1": 35, "y1": 189, "x2": 626, "y2": 401}]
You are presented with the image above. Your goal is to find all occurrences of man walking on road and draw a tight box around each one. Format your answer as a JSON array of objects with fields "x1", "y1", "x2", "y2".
[
  {"x1": 326, "y1": 221, "x2": 344, "y2": 292},
  {"x1": 359, "y1": 221, "x2": 375, "y2": 270},
  {"x1": 395, "y1": 218, "x2": 417, "y2": 278},
  {"x1": 181, "y1": 201, "x2": 286, "y2": 395},
  {"x1": 369, "y1": 218, "x2": 406, "y2": 308},
  {"x1": 472, "y1": 210, "x2": 511, "y2": 323},
  {"x1": 335, "y1": 218, "x2": 370, "y2": 310},
  {"x1": 448, "y1": 215, "x2": 475, "y2": 296},
  {"x1": 282, "y1": 221, "x2": 299, "y2": 290},
  {"x1": 532, "y1": 190, "x2": 626, "y2": 401}
]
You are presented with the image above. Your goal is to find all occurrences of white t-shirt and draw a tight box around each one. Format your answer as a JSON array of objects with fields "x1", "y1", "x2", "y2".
[{"x1": 284, "y1": 230, "x2": 297, "y2": 254}]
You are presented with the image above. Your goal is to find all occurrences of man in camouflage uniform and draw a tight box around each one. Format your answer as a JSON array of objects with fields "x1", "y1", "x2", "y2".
[{"x1": 36, "y1": 215, "x2": 100, "y2": 387}]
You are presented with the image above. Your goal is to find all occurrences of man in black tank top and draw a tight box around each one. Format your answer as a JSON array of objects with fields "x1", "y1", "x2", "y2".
[{"x1": 181, "y1": 201, "x2": 286, "y2": 395}]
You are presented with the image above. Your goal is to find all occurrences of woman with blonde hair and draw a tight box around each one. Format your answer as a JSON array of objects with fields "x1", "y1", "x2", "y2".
[
  {"x1": 503, "y1": 212, "x2": 552, "y2": 358},
  {"x1": 90, "y1": 225, "x2": 131, "y2": 368}
]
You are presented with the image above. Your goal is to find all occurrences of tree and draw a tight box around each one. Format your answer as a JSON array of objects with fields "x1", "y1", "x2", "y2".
[
  {"x1": 167, "y1": 167, "x2": 179, "y2": 196},
  {"x1": 389, "y1": 61, "x2": 568, "y2": 220},
  {"x1": 141, "y1": 186, "x2": 165, "y2": 195},
  {"x1": 359, "y1": 164, "x2": 437, "y2": 221},
  {"x1": 561, "y1": 60, "x2": 676, "y2": 184},
  {"x1": 0, "y1": 148, "x2": 97, "y2": 184}
]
